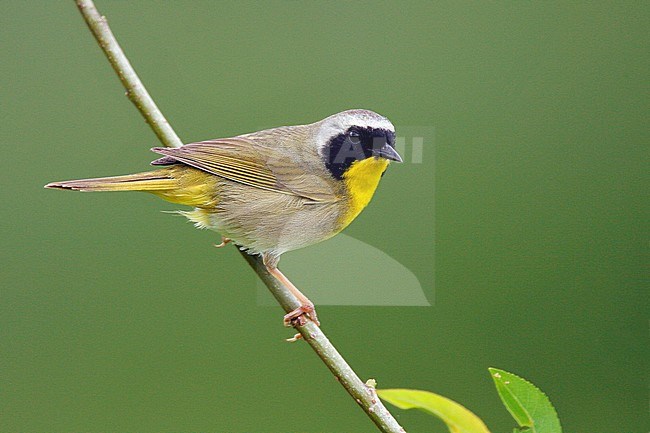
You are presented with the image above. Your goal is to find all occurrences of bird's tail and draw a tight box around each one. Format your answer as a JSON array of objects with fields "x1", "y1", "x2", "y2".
[
  {"x1": 45, "y1": 169, "x2": 177, "y2": 192},
  {"x1": 45, "y1": 166, "x2": 217, "y2": 208}
]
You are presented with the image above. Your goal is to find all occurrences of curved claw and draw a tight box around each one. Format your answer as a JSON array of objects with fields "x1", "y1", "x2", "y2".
[
  {"x1": 214, "y1": 237, "x2": 231, "y2": 248},
  {"x1": 286, "y1": 333, "x2": 303, "y2": 342},
  {"x1": 283, "y1": 303, "x2": 320, "y2": 327}
]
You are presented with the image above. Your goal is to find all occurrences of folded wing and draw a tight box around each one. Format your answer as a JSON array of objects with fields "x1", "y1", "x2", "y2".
[{"x1": 151, "y1": 137, "x2": 337, "y2": 202}]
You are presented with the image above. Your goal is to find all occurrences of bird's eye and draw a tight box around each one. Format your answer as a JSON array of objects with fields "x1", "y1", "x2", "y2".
[{"x1": 348, "y1": 130, "x2": 360, "y2": 138}]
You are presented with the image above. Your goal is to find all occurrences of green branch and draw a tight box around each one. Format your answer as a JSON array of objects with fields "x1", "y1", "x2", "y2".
[
  {"x1": 76, "y1": 0, "x2": 182, "y2": 149},
  {"x1": 74, "y1": 1, "x2": 405, "y2": 432}
]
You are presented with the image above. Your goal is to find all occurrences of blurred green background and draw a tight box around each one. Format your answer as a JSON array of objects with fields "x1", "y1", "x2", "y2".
[{"x1": 1, "y1": 2, "x2": 647, "y2": 432}]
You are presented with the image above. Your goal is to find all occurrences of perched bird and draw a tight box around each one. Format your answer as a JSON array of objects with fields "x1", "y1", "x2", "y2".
[{"x1": 46, "y1": 109, "x2": 402, "y2": 326}]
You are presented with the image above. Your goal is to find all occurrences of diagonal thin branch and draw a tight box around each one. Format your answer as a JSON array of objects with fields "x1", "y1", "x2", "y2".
[
  {"x1": 76, "y1": 0, "x2": 182, "y2": 149},
  {"x1": 74, "y1": 1, "x2": 405, "y2": 432}
]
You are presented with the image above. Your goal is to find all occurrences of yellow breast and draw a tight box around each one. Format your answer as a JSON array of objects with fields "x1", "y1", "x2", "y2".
[{"x1": 338, "y1": 157, "x2": 390, "y2": 229}]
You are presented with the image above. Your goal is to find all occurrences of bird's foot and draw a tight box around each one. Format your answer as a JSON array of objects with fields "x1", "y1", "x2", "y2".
[
  {"x1": 283, "y1": 303, "x2": 320, "y2": 327},
  {"x1": 214, "y1": 236, "x2": 231, "y2": 248}
]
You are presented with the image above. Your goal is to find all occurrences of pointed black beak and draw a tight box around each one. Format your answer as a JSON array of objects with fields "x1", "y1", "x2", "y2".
[{"x1": 377, "y1": 144, "x2": 403, "y2": 162}]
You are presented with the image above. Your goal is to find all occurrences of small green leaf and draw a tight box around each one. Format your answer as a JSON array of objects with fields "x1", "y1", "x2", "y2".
[
  {"x1": 377, "y1": 388, "x2": 490, "y2": 433},
  {"x1": 489, "y1": 368, "x2": 562, "y2": 433}
]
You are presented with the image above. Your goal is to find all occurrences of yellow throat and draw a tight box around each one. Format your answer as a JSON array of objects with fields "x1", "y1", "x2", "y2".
[{"x1": 339, "y1": 157, "x2": 390, "y2": 228}]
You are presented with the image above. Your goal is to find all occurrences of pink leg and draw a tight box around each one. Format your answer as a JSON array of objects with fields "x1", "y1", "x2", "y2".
[{"x1": 265, "y1": 265, "x2": 320, "y2": 327}]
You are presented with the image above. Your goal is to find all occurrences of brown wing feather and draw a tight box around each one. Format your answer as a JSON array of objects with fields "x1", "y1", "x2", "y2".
[{"x1": 151, "y1": 137, "x2": 336, "y2": 202}]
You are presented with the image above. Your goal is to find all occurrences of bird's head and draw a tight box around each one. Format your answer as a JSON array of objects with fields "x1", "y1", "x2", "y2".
[{"x1": 315, "y1": 109, "x2": 402, "y2": 180}]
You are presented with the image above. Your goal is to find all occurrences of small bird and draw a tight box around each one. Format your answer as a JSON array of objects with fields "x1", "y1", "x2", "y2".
[{"x1": 46, "y1": 109, "x2": 402, "y2": 326}]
